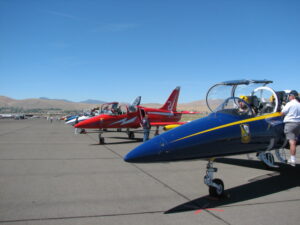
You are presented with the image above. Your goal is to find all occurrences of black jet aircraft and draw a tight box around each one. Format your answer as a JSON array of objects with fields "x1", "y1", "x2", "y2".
[{"x1": 125, "y1": 80, "x2": 291, "y2": 197}]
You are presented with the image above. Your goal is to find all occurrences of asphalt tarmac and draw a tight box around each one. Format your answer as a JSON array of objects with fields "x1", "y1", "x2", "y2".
[{"x1": 0, "y1": 118, "x2": 299, "y2": 225}]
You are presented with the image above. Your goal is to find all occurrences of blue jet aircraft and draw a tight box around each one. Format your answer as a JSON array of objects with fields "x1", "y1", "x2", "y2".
[{"x1": 125, "y1": 80, "x2": 290, "y2": 197}]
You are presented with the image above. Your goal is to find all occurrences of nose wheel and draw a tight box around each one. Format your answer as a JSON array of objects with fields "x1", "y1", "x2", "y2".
[
  {"x1": 209, "y1": 178, "x2": 224, "y2": 197},
  {"x1": 98, "y1": 132, "x2": 105, "y2": 144},
  {"x1": 204, "y1": 160, "x2": 225, "y2": 198}
]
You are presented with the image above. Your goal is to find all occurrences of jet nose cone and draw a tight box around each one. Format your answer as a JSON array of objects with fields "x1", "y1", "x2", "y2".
[
  {"x1": 74, "y1": 118, "x2": 93, "y2": 128},
  {"x1": 124, "y1": 150, "x2": 139, "y2": 163},
  {"x1": 124, "y1": 137, "x2": 167, "y2": 163},
  {"x1": 74, "y1": 120, "x2": 85, "y2": 128}
]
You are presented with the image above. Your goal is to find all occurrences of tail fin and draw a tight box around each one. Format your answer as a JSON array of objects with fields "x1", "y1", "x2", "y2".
[{"x1": 160, "y1": 86, "x2": 180, "y2": 111}]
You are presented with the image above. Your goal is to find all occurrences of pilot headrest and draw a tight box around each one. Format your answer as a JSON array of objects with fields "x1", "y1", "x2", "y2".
[{"x1": 270, "y1": 95, "x2": 275, "y2": 102}]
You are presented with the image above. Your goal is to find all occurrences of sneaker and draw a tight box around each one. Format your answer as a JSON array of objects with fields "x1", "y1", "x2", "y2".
[{"x1": 288, "y1": 159, "x2": 296, "y2": 167}]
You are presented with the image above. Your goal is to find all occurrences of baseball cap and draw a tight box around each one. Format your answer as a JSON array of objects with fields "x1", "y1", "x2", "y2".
[{"x1": 289, "y1": 90, "x2": 298, "y2": 97}]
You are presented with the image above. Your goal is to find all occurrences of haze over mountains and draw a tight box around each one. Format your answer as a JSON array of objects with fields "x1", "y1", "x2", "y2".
[
  {"x1": 39, "y1": 97, "x2": 106, "y2": 104},
  {"x1": 0, "y1": 96, "x2": 209, "y2": 112}
]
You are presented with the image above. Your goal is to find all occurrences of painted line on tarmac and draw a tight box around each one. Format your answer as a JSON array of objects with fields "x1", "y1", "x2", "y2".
[
  {"x1": 0, "y1": 210, "x2": 165, "y2": 224},
  {"x1": 0, "y1": 157, "x2": 118, "y2": 160},
  {"x1": 85, "y1": 134, "x2": 232, "y2": 225}
]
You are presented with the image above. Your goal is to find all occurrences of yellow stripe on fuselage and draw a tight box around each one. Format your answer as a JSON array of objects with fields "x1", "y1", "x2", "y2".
[{"x1": 171, "y1": 112, "x2": 282, "y2": 143}]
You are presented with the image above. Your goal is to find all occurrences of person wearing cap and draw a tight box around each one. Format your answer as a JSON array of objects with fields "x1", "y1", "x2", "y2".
[
  {"x1": 238, "y1": 96, "x2": 255, "y2": 115},
  {"x1": 281, "y1": 90, "x2": 300, "y2": 166}
]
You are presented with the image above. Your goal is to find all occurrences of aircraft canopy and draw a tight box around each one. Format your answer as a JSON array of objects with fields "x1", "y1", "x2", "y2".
[{"x1": 206, "y1": 79, "x2": 278, "y2": 115}]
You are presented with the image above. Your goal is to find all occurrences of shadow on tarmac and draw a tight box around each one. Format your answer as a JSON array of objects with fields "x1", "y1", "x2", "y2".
[
  {"x1": 165, "y1": 158, "x2": 300, "y2": 214},
  {"x1": 90, "y1": 136, "x2": 143, "y2": 145}
]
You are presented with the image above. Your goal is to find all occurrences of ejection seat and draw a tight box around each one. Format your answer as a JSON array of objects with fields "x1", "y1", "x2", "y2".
[{"x1": 247, "y1": 95, "x2": 259, "y2": 115}]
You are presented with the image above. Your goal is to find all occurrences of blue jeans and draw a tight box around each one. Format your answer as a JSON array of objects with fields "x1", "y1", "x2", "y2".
[{"x1": 143, "y1": 130, "x2": 150, "y2": 142}]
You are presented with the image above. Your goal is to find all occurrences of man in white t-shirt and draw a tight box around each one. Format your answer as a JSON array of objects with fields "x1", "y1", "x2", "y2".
[{"x1": 281, "y1": 90, "x2": 300, "y2": 166}]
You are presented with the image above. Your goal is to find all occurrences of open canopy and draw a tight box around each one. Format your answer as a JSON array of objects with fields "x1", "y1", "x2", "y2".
[{"x1": 206, "y1": 79, "x2": 278, "y2": 116}]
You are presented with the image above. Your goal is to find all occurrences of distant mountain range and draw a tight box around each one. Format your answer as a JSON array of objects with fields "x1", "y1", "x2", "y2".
[
  {"x1": 79, "y1": 99, "x2": 107, "y2": 104},
  {"x1": 39, "y1": 97, "x2": 74, "y2": 103},
  {"x1": 38, "y1": 97, "x2": 107, "y2": 104},
  {"x1": 0, "y1": 96, "x2": 104, "y2": 111},
  {"x1": 0, "y1": 96, "x2": 209, "y2": 112}
]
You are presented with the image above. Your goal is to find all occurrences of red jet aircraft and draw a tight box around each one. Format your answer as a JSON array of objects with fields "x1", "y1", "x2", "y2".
[{"x1": 75, "y1": 87, "x2": 192, "y2": 143}]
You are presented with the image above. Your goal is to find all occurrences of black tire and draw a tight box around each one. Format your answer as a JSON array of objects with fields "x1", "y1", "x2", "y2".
[
  {"x1": 128, "y1": 131, "x2": 135, "y2": 139},
  {"x1": 99, "y1": 137, "x2": 105, "y2": 144},
  {"x1": 209, "y1": 178, "x2": 224, "y2": 197}
]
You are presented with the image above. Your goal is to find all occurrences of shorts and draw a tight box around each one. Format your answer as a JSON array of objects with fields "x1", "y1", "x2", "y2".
[{"x1": 284, "y1": 122, "x2": 300, "y2": 140}]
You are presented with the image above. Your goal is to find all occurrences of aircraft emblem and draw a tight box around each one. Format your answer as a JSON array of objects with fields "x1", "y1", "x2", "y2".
[{"x1": 240, "y1": 124, "x2": 251, "y2": 143}]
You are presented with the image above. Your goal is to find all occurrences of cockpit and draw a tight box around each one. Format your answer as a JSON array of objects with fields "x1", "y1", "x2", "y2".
[
  {"x1": 100, "y1": 102, "x2": 137, "y2": 115},
  {"x1": 99, "y1": 96, "x2": 141, "y2": 116},
  {"x1": 100, "y1": 102, "x2": 120, "y2": 115},
  {"x1": 206, "y1": 80, "x2": 282, "y2": 117}
]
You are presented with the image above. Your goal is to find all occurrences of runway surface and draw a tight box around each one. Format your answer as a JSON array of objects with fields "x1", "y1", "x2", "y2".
[{"x1": 0, "y1": 118, "x2": 299, "y2": 225}]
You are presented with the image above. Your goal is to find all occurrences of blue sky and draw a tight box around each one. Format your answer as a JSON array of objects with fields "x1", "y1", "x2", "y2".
[{"x1": 1, "y1": 0, "x2": 299, "y2": 104}]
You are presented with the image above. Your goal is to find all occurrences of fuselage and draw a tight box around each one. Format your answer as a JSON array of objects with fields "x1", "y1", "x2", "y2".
[
  {"x1": 65, "y1": 115, "x2": 77, "y2": 122},
  {"x1": 65, "y1": 115, "x2": 90, "y2": 125},
  {"x1": 74, "y1": 107, "x2": 182, "y2": 129},
  {"x1": 124, "y1": 112, "x2": 284, "y2": 163}
]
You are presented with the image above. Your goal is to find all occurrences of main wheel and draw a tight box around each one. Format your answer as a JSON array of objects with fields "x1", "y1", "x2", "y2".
[
  {"x1": 99, "y1": 137, "x2": 105, "y2": 144},
  {"x1": 80, "y1": 129, "x2": 86, "y2": 134},
  {"x1": 209, "y1": 178, "x2": 224, "y2": 197},
  {"x1": 154, "y1": 127, "x2": 159, "y2": 136},
  {"x1": 99, "y1": 135, "x2": 105, "y2": 144},
  {"x1": 128, "y1": 131, "x2": 135, "y2": 139}
]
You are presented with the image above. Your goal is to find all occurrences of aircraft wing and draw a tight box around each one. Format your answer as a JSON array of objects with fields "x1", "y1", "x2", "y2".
[{"x1": 150, "y1": 122, "x2": 187, "y2": 126}]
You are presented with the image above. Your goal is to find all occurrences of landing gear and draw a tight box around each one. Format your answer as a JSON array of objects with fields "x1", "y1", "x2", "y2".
[
  {"x1": 128, "y1": 131, "x2": 135, "y2": 139},
  {"x1": 155, "y1": 126, "x2": 159, "y2": 136},
  {"x1": 204, "y1": 160, "x2": 225, "y2": 198},
  {"x1": 126, "y1": 129, "x2": 134, "y2": 139},
  {"x1": 98, "y1": 133, "x2": 105, "y2": 144},
  {"x1": 209, "y1": 179, "x2": 224, "y2": 197},
  {"x1": 80, "y1": 129, "x2": 86, "y2": 134},
  {"x1": 75, "y1": 128, "x2": 86, "y2": 134}
]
